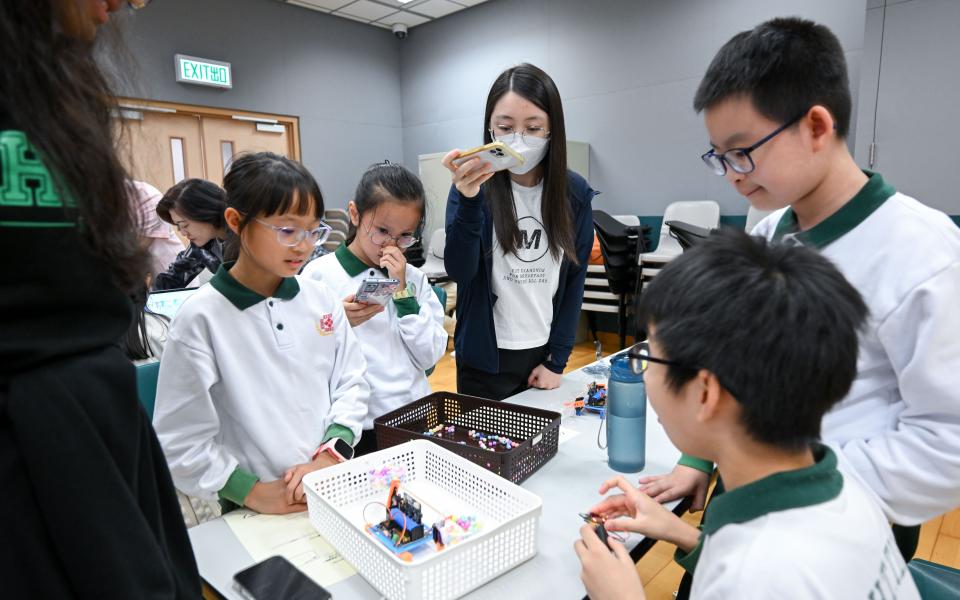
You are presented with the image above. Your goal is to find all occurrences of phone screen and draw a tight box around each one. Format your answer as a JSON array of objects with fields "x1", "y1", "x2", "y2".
[
  {"x1": 233, "y1": 556, "x2": 331, "y2": 600},
  {"x1": 355, "y1": 278, "x2": 400, "y2": 305}
]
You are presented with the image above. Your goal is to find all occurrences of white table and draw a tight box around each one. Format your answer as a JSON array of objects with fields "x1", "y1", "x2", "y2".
[{"x1": 189, "y1": 357, "x2": 682, "y2": 599}]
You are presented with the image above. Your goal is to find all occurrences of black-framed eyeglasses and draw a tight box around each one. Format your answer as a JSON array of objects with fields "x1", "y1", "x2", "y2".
[
  {"x1": 701, "y1": 112, "x2": 806, "y2": 176},
  {"x1": 627, "y1": 341, "x2": 689, "y2": 375}
]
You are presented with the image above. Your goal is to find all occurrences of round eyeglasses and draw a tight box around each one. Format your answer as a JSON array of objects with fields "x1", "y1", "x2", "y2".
[
  {"x1": 488, "y1": 126, "x2": 551, "y2": 146},
  {"x1": 363, "y1": 224, "x2": 418, "y2": 249},
  {"x1": 255, "y1": 219, "x2": 332, "y2": 247}
]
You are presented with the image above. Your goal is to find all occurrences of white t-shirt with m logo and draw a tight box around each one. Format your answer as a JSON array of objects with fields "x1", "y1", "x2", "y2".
[{"x1": 491, "y1": 180, "x2": 562, "y2": 350}]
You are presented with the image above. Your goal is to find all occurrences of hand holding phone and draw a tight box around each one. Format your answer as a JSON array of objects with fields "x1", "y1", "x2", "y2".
[
  {"x1": 355, "y1": 277, "x2": 400, "y2": 305},
  {"x1": 441, "y1": 142, "x2": 520, "y2": 199},
  {"x1": 450, "y1": 141, "x2": 524, "y2": 172}
]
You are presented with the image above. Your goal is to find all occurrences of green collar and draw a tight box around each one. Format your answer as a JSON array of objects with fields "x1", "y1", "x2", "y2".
[
  {"x1": 773, "y1": 171, "x2": 895, "y2": 249},
  {"x1": 704, "y1": 444, "x2": 842, "y2": 536},
  {"x1": 334, "y1": 244, "x2": 385, "y2": 277},
  {"x1": 209, "y1": 262, "x2": 300, "y2": 310}
]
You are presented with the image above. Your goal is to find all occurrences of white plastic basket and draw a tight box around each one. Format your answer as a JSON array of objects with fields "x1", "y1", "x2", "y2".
[{"x1": 303, "y1": 439, "x2": 542, "y2": 600}]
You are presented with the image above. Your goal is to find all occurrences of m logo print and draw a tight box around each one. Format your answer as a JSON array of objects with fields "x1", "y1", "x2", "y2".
[
  {"x1": 521, "y1": 228, "x2": 542, "y2": 251},
  {"x1": 516, "y1": 216, "x2": 548, "y2": 263}
]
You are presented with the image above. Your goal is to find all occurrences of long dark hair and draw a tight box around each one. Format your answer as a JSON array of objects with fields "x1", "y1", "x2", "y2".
[
  {"x1": 0, "y1": 1, "x2": 148, "y2": 292},
  {"x1": 347, "y1": 161, "x2": 426, "y2": 245},
  {"x1": 157, "y1": 178, "x2": 227, "y2": 229},
  {"x1": 222, "y1": 152, "x2": 325, "y2": 262},
  {"x1": 121, "y1": 281, "x2": 169, "y2": 362},
  {"x1": 483, "y1": 63, "x2": 576, "y2": 263}
]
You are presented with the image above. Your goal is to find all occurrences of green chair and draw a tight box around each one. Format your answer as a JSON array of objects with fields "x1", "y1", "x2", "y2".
[
  {"x1": 909, "y1": 559, "x2": 960, "y2": 599},
  {"x1": 425, "y1": 285, "x2": 448, "y2": 377},
  {"x1": 135, "y1": 360, "x2": 160, "y2": 419}
]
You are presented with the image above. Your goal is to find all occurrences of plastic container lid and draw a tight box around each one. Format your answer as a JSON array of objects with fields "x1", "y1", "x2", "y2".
[{"x1": 610, "y1": 354, "x2": 644, "y2": 383}]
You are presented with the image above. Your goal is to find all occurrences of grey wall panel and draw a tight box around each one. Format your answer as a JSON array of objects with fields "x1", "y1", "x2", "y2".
[
  {"x1": 855, "y1": 0, "x2": 960, "y2": 214},
  {"x1": 111, "y1": 0, "x2": 402, "y2": 208}
]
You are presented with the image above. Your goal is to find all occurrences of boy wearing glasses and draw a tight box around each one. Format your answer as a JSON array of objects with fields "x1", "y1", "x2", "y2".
[
  {"x1": 640, "y1": 16, "x2": 960, "y2": 565},
  {"x1": 575, "y1": 231, "x2": 920, "y2": 599}
]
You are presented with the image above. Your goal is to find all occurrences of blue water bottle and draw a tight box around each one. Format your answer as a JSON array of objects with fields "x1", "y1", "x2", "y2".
[{"x1": 606, "y1": 354, "x2": 647, "y2": 473}]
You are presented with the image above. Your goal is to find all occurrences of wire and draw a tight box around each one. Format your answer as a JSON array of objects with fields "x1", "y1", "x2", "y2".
[
  {"x1": 597, "y1": 410, "x2": 607, "y2": 450},
  {"x1": 363, "y1": 501, "x2": 389, "y2": 525}
]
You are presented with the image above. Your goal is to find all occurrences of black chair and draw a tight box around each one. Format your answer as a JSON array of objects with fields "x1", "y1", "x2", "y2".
[
  {"x1": 665, "y1": 220, "x2": 712, "y2": 250},
  {"x1": 591, "y1": 210, "x2": 651, "y2": 350},
  {"x1": 406, "y1": 238, "x2": 426, "y2": 268}
]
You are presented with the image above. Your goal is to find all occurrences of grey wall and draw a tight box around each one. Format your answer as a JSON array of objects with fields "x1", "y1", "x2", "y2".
[
  {"x1": 398, "y1": 0, "x2": 867, "y2": 218},
  {"x1": 119, "y1": 0, "x2": 959, "y2": 221},
  {"x1": 854, "y1": 0, "x2": 960, "y2": 216},
  {"x1": 116, "y1": 0, "x2": 402, "y2": 208}
]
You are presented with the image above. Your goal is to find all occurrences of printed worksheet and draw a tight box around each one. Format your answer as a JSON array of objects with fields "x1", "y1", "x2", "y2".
[{"x1": 224, "y1": 509, "x2": 356, "y2": 587}]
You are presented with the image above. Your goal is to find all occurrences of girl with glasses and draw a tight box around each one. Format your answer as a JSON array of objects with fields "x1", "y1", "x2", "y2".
[
  {"x1": 154, "y1": 152, "x2": 370, "y2": 515},
  {"x1": 302, "y1": 162, "x2": 447, "y2": 456},
  {"x1": 441, "y1": 63, "x2": 598, "y2": 400}
]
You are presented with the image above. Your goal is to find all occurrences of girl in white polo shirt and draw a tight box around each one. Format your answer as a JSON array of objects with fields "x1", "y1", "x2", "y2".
[
  {"x1": 154, "y1": 152, "x2": 370, "y2": 515},
  {"x1": 303, "y1": 162, "x2": 447, "y2": 456}
]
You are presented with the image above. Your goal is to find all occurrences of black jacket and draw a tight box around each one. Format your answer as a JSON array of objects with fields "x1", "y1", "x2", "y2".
[{"x1": 153, "y1": 239, "x2": 223, "y2": 291}]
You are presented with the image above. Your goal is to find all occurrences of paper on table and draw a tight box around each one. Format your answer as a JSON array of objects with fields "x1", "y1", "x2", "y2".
[
  {"x1": 224, "y1": 509, "x2": 356, "y2": 588},
  {"x1": 558, "y1": 425, "x2": 581, "y2": 445}
]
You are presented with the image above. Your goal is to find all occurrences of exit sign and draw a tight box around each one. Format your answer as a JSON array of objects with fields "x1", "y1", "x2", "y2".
[{"x1": 175, "y1": 54, "x2": 232, "y2": 89}]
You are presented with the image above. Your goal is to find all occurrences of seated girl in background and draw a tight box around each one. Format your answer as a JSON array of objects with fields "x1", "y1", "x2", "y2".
[
  {"x1": 153, "y1": 152, "x2": 370, "y2": 515},
  {"x1": 153, "y1": 178, "x2": 227, "y2": 290},
  {"x1": 303, "y1": 162, "x2": 447, "y2": 456}
]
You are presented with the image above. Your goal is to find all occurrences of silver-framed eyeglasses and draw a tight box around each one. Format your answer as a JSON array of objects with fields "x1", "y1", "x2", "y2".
[
  {"x1": 255, "y1": 219, "x2": 332, "y2": 247},
  {"x1": 363, "y1": 224, "x2": 418, "y2": 249},
  {"x1": 701, "y1": 112, "x2": 805, "y2": 176},
  {"x1": 488, "y1": 126, "x2": 551, "y2": 145}
]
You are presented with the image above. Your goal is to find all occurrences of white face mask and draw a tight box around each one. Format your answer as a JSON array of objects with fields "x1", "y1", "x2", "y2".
[{"x1": 495, "y1": 134, "x2": 550, "y2": 175}]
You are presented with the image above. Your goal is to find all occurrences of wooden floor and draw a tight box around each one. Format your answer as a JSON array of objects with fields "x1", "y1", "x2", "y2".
[{"x1": 428, "y1": 333, "x2": 960, "y2": 598}]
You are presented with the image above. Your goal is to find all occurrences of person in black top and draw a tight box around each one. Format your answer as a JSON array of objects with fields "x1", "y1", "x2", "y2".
[
  {"x1": 153, "y1": 178, "x2": 227, "y2": 291},
  {"x1": 0, "y1": 1, "x2": 201, "y2": 597}
]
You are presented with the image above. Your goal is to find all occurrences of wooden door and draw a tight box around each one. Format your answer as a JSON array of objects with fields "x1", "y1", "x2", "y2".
[
  {"x1": 119, "y1": 110, "x2": 205, "y2": 193},
  {"x1": 200, "y1": 117, "x2": 291, "y2": 185}
]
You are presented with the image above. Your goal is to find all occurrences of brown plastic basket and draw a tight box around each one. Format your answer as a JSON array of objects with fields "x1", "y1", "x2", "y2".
[{"x1": 373, "y1": 392, "x2": 561, "y2": 484}]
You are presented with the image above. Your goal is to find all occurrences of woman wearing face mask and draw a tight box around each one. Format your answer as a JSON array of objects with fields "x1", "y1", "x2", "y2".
[{"x1": 441, "y1": 63, "x2": 597, "y2": 400}]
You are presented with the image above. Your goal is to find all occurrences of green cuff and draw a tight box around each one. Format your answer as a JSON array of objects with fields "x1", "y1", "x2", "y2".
[
  {"x1": 679, "y1": 454, "x2": 714, "y2": 474},
  {"x1": 674, "y1": 534, "x2": 704, "y2": 575},
  {"x1": 321, "y1": 423, "x2": 355, "y2": 447},
  {"x1": 393, "y1": 296, "x2": 420, "y2": 318},
  {"x1": 217, "y1": 467, "x2": 259, "y2": 506}
]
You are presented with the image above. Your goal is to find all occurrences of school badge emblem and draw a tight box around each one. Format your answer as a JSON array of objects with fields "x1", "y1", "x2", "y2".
[{"x1": 317, "y1": 313, "x2": 334, "y2": 336}]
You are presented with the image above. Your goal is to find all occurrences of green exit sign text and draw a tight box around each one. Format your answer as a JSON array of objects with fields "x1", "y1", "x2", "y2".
[{"x1": 175, "y1": 54, "x2": 232, "y2": 89}]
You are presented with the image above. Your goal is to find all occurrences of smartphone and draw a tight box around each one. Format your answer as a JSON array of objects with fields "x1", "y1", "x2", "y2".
[
  {"x1": 233, "y1": 556, "x2": 331, "y2": 600},
  {"x1": 355, "y1": 277, "x2": 401, "y2": 305},
  {"x1": 450, "y1": 141, "x2": 524, "y2": 172}
]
